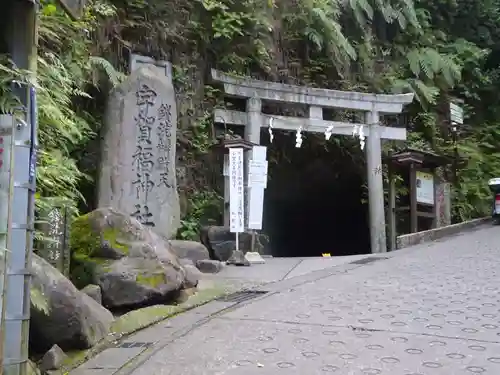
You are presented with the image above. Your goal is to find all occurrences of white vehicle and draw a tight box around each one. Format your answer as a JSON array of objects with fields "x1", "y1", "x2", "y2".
[{"x1": 488, "y1": 178, "x2": 500, "y2": 223}]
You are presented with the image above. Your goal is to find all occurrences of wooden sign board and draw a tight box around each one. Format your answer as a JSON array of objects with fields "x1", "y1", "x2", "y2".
[
  {"x1": 37, "y1": 205, "x2": 71, "y2": 276},
  {"x1": 416, "y1": 170, "x2": 434, "y2": 205},
  {"x1": 450, "y1": 102, "x2": 464, "y2": 125},
  {"x1": 57, "y1": 0, "x2": 87, "y2": 20}
]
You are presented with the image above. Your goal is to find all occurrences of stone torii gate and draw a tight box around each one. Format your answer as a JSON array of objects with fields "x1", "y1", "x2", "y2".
[{"x1": 212, "y1": 70, "x2": 414, "y2": 254}]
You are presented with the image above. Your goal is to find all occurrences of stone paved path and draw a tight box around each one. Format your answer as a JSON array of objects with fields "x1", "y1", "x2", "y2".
[{"x1": 77, "y1": 224, "x2": 500, "y2": 375}]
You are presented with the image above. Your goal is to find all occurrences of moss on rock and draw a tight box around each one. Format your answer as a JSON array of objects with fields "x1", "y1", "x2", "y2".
[
  {"x1": 70, "y1": 213, "x2": 100, "y2": 258},
  {"x1": 70, "y1": 213, "x2": 119, "y2": 288},
  {"x1": 70, "y1": 213, "x2": 99, "y2": 288},
  {"x1": 70, "y1": 209, "x2": 138, "y2": 288},
  {"x1": 135, "y1": 272, "x2": 167, "y2": 288},
  {"x1": 101, "y1": 227, "x2": 130, "y2": 255},
  {"x1": 69, "y1": 208, "x2": 184, "y2": 307}
]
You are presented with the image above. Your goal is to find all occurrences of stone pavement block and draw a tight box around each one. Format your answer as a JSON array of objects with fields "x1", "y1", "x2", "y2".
[
  {"x1": 129, "y1": 318, "x2": 500, "y2": 374},
  {"x1": 120, "y1": 327, "x2": 165, "y2": 346},
  {"x1": 190, "y1": 301, "x2": 234, "y2": 315},
  {"x1": 70, "y1": 369, "x2": 114, "y2": 375},
  {"x1": 118, "y1": 304, "x2": 230, "y2": 345},
  {"x1": 79, "y1": 348, "x2": 145, "y2": 370},
  {"x1": 214, "y1": 257, "x2": 302, "y2": 282},
  {"x1": 159, "y1": 307, "x2": 213, "y2": 327},
  {"x1": 117, "y1": 302, "x2": 236, "y2": 347},
  {"x1": 284, "y1": 255, "x2": 371, "y2": 279},
  {"x1": 224, "y1": 227, "x2": 500, "y2": 344}
]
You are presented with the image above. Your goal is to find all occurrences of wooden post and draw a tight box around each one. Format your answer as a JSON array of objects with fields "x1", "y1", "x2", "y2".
[
  {"x1": 388, "y1": 162, "x2": 396, "y2": 251},
  {"x1": 410, "y1": 163, "x2": 418, "y2": 233},
  {"x1": 37, "y1": 205, "x2": 71, "y2": 277},
  {"x1": 432, "y1": 169, "x2": 438, "y2": 229}
]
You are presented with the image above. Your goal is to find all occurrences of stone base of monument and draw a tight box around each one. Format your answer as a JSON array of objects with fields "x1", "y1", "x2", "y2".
[
  {"x1": 244, "y1": 252, "x2": 266, "y2": 264},
  {"x1": 226, "y1": 250, "x2": 250, "y2": 266}
]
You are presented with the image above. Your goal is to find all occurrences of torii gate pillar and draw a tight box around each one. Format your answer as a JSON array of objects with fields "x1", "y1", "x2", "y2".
[
  {"x1": 246, "y1": 97, "x2": 262, "y2": 144},
  {"x1": 365, "y1": 111, "x2": 386, "y2": 253}
]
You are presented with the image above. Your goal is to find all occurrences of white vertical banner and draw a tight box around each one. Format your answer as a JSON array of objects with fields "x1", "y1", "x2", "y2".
[
  {"x1": 248, "y1": 146, "x2": 268, "y2": 230},
  {"x1": 229, "y1": 148, "x2": 245, "y2": 233}
]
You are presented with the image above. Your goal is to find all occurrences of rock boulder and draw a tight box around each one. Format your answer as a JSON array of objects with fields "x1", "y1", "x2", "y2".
[
  {"x1": 183, "y1": 264, "x2": 202, "y2": 288},
  {"x1": 200, "y1": 226, "x2": 270, "y2": 261},
  {"x1": 196, "y1": 259, "x2": 223, "y2": 274},
  {"x1": 30, "y1": 253, "x2": 114, "y2": 353},
  {"x1": 70, "y1": 207, "x2": 188, "y2": 310},
  {"x1": 39, "y1": 345, "x2": 67, "y2": 372},
  {"x1": 99, "y1": 257, "x2": 184, "y2": 308},
  {"x1": 81, "y1": 284, "x2": 102, "y2": 304},
  {"x1": 170, "y1": 240, "x2": 210, "y2": 263}
]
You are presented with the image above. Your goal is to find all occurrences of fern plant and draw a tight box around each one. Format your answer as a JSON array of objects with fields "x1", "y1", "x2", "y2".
[{"x1": 0, "y1": 0, "x2": 122, "y2": 249}]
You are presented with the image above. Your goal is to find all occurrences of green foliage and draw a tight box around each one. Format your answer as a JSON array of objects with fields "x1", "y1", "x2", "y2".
[
  {"x1": 177, "y1": 191, "x2": 222, "y2": 240},
  {"x1": 1, "y1": 0, "x2": 121, "y2": 241},
  {"x1": 198, "y1": 0, "x2": 249, "y2": 40},
  {"x1": 35, "y1": 0, "x2": 121, "y2": 214},
  {"x1": 30, "y1": 286, "x2": 50, "y2": 315},
  {"x1": 3, "y1": 0, "x2": 500, "y2": 244}
]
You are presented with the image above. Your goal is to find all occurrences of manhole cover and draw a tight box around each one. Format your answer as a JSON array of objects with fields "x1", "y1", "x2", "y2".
[
  {"x1": 350, "y1": 257, "x2": 388, "y2": 265},
  {"x1": 216, "y1": 290, "x2": 268, "y2": 303}
]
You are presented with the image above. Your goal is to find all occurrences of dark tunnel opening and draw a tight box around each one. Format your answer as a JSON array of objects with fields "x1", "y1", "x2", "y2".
[{"x1": 262, "y1": 137, "x2": 371, "y2": 257}]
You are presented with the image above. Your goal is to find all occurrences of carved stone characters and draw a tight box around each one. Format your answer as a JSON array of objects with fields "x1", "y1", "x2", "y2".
[{"x1": 99, "y1": 67, "x2": 180, "y2": 239}]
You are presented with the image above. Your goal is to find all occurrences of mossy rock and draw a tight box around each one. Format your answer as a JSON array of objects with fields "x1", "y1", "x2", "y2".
[
  {"x1": 136, "y1": 271, "x2": 167, "y2": 288},
  {"x1": 98, "y1": 257, "x2": 184, "y2": 309},
  {"x1": 70, "y1": 208, "x2": 185, "y2": 309},
  {"x1": 70, "y1": 208, "x2": 138, "y2": 259},
  {"x1": 69, "y1": 208, "x2": 161, "y2": 289},
  {"x1": 70, "y1": 257, "x2": 113, "y2": 290}
]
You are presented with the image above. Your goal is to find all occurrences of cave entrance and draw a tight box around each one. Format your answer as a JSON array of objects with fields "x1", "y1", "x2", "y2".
[
  {"x1": 212, "y1": 69, "x2": 413, "y2": 254},
  {"x1": 262, "y1": 133, "x2": 371, "y2": 258}
]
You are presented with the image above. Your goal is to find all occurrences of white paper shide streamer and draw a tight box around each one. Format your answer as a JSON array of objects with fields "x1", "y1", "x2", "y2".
[
  {"x1": 352, "y1": 124, "x2": 366, "y2": 150},
  {"x1": 268, "y1": 117, "x2": 274, "y2": 143},
  {"x1": 325, "y1": 125, "x2": 334, "y2": 140},
  {"x1": 295, "y1": 126, "x2": 303, "y2": 148}
]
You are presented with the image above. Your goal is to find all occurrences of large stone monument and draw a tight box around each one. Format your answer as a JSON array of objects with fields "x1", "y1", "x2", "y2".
[{"x1": 99, "y1": 67, "x2": 180, "y2": 239}]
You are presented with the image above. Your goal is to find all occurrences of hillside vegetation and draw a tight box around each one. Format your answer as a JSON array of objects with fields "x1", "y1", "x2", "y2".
[{"x1": 2, "y1": 0, "x2": 500, "y2": 239}]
